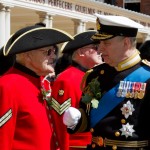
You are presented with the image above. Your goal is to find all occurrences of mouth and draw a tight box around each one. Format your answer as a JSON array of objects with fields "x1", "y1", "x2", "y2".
[{"x1": 49, "y1": 62, "x2": 55, "y2": 66}]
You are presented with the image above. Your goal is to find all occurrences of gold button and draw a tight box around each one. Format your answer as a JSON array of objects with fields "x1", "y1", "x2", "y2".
[
  {"x1": 100, "y1": 70, "x2": 104, "y2": 74},
  {"x1": 55, "y1": 141, "x2": 58, "y2": 146},
  {"x1": 115, "y1": 131, "x2": 120, "y2": 137},
  {"x1": 92, "y1": 143, "x2": 96, "y2": 148},
  {"x1": 90, "y1": 128, "x2": 94, "y2": 133},
  {"x1": 121, "y1": 119, "x2": 126, "y2": 124},
  {"x1": 112, "y1": 145, "x2": 117, "y2": 150},
  {"x1": 58, "y1": 90, "x2": 64, "y2": 96}
]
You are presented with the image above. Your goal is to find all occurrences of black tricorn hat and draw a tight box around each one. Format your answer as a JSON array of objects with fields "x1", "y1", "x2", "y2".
[
  {"x1": 3, "y1": 23, "x2": 73, "y2": 56},
  {"x1": 0, "y1": 46, "x2": 16, "y2": 75},
  {"x1": 61, "y1": 30, "x2": 99, "y2": 53}
]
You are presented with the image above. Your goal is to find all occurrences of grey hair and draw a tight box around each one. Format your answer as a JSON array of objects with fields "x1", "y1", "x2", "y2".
[{"x1": 129, "y1": 37, "x2": 137, "y2": 47}]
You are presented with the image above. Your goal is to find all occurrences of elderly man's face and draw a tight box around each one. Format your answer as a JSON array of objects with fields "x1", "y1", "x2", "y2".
[{"x1": 27, "y1": 45, "x2": 57, "y2": 76}]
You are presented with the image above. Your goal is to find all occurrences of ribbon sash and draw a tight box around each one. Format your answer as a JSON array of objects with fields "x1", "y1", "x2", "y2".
[{"x1": 90, "y1": 66, "x2": 150, "y2": 127}]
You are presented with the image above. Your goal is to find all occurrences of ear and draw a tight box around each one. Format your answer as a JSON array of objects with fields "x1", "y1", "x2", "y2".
[
  {"x1": 24, "y1": 52, "x2": 33, "y2": 62},
  {"x1": 77, "y1": 48, "x2": 85, "y2": 56},
  {"x1": 123, "y1": 37, "x2": 131, "y2": 49}
]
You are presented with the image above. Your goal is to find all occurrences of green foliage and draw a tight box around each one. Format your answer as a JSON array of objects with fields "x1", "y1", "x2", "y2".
[{"x1": 82, "y1": 77, "x2": 101, "y2": 104}]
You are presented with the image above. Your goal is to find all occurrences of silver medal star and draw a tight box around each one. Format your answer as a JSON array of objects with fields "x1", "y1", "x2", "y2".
[
  {"x1": 120, "y1": 123, "x2": 135, "y2": 138},
  {"x1": 121, "y1": 101, "x2": 135, "y2": 119}
]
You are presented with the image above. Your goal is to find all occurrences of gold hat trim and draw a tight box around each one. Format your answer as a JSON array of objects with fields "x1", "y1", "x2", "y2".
[{"x1": 91, "y1": 33, "x2": 114, "y2": 40}]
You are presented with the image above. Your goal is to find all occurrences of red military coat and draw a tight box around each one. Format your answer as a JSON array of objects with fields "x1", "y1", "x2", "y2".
[
  {"x1": 0, "y1": 63, "x2": 58, "y2": 150},
  {"x1": 51, "y1": 62, "x2": 92, "y2": 150}
]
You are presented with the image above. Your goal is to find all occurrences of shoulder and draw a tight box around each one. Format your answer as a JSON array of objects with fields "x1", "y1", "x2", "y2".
[
  {"x1": 0, "y1": 73, "x2": 21, "y2": 91},
  {"x1": 56, "y1": 66, "x2": 83, "y2": 79},
  {"x1": 141, "y1": 59, "x2": 150, "y2": 67},
  {"x1": 86, "y1": 63, "x2": 114, "y2": 80},
  {"x1": 90, "y1": 63, "x2": 114, "y2": 72},
  {"x1": 80, "y1": 63, "x2": 114, "y2": 91}
]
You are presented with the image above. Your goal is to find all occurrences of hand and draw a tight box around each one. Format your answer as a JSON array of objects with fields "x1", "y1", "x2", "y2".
[{"x1": 63, "y1": 107, "x2": 81, "y2": 129}]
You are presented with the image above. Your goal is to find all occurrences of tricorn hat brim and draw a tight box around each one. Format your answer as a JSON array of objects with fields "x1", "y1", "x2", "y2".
[
  {"x1": 61, "y1": 31, "x2": 99, "y2": 53},
  {"x1": 4, "y1": 27, "x2": 73, "y2": 56},
  {"x1": 0, "y1": 46, "x2": 16, "y2": 75}
]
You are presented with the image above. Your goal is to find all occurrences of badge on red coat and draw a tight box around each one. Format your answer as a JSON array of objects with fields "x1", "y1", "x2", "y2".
[
  {"x1": 51, "y1": 98, "x2": 71, "y2": 115},
  {"x1": 58, "y1": 90, "x2": 64, "y2": 96},
  {"x1": 0, "y1": 109, "x2": 12, "y2": 127}
]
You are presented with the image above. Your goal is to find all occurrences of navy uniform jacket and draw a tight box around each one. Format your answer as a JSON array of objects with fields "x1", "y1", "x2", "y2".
[{"x1": 70, "y1": 56, "x2": 150, "y2": 150}]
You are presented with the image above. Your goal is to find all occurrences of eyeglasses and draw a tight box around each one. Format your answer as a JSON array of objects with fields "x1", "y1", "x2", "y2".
[
  {"x1": 40, "y1": 47, "x2": 56, "y2": 56},
  {"x1": 47, "y1": 48, "x2": 55, "y2": 56}
]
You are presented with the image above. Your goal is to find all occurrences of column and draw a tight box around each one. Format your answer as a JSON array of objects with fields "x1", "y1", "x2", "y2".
[
  {"x1": 72, "y1": 19, "x2": 87, "y2": 35},
  {"x1": 5, "y1": 6, "x2": 11, "y2": 43},
  {"x1": 82, "y1": 21, "x2": 86, "y2": 32},
  {"x1": 36, "y1": 11, "x2": 55, "y2": 28},
  {"x1": 37, "y1": 12, "x2": 49, "y2": 27},
  {"x1": 48, "y1": 15, "x2": 53, "y2": 28},
  {"x1": 0, "y1": 5, "x2": 6, "y2": 47}
]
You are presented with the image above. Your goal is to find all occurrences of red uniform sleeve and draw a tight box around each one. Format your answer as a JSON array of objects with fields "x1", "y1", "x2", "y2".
[{"x1": 0, "y1": 81, "x2": 18, "y2": 150}]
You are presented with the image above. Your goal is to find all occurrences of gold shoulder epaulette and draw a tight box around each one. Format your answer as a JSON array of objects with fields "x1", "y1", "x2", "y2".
[
  {"x1": 142, "y1": 59, "x2": 150, "y2": 67},
  {"x1": 80, "y1": 69, "x2": 93, "y2": 92}
]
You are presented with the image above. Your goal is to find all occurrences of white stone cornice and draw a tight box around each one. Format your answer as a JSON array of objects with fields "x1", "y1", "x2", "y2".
[
  {"x1": 0, "y1": 0, "x2": 96, "y2": 22},
  {"x1": 1, "y1": 0, "x2": 150, "y2": 24},
  {"x1": 0, "y1": 0, "x2": 14, "y2": 8}
]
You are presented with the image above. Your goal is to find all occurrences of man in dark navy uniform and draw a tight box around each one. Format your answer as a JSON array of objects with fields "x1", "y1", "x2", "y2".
[{"x1": 63, "y1": 14, "x2": 150, "y2": 150}]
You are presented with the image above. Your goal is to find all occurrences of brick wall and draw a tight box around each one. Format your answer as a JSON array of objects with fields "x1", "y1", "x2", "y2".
[
  {"x1": 115, "y1": 0, "x2": 150, "y2": 15},
  {"x1": 116, "y1": 0, "x2": 123, "y2": 8},
  {"x1": 140, "y1": 0, "x2": 150, "y2": 15}
]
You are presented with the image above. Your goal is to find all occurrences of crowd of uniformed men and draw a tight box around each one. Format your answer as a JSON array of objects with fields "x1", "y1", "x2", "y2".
[{"x1": 0, "y1": 14, "x2": 150, "y2": 150}]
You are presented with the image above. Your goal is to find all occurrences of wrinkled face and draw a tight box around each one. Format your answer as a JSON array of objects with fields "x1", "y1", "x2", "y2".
[
  {"x1": 80, "y1": 44, "x2": 103, "y2": 68},
  {"x1": 27, "y1": 45, "x2": 57, "y2": 76},
  {"x1": 99, "y1": 36, "x2": 126, "y2": 67}
]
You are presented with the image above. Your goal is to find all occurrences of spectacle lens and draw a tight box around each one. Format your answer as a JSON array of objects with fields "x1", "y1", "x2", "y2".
[{"x1": 47, "y1": 48, "x2": 55, "y2": 56}]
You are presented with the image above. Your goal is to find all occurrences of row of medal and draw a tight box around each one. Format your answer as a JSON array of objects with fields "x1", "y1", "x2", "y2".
[{"x1": 116, "y1": 81, "x2": 147, "y2": 99}]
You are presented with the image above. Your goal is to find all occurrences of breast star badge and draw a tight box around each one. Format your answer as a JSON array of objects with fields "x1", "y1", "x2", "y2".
[
  {"x1": 120, "y1": 101, "x2": 135, "y2": 119},
  {"x1": 120, "y1": 123, "x2": 135, "y2": 138}
]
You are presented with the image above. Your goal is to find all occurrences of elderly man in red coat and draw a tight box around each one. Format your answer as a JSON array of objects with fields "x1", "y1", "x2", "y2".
[
  {"x1": 0, "y1": 23, "x2": 73, "y2": 150},
  {"x1": 51, "y1": 31, "x2": 103, "y2": 150}
]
